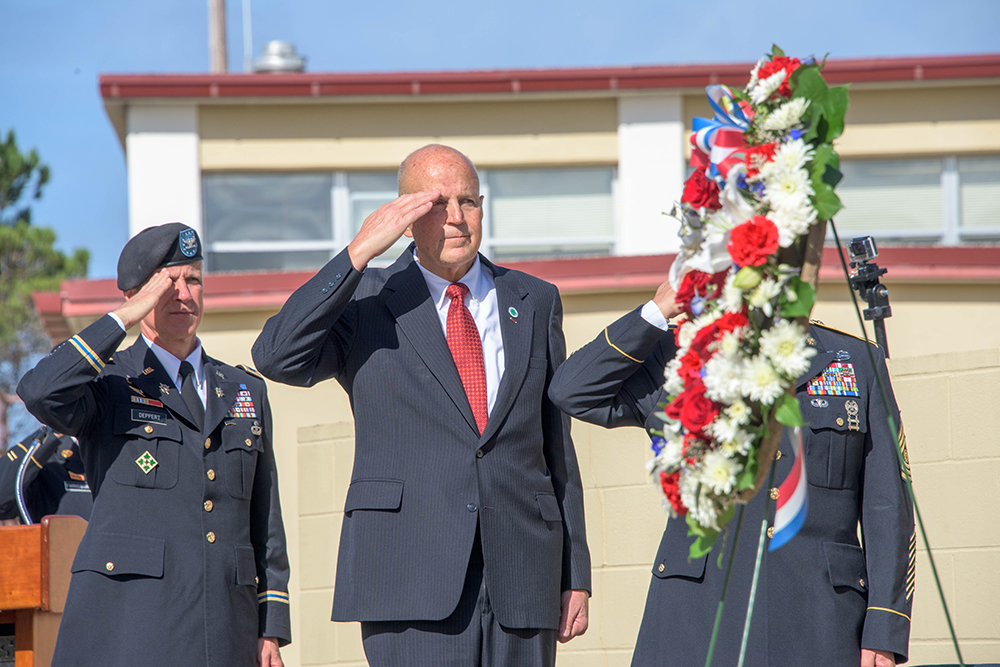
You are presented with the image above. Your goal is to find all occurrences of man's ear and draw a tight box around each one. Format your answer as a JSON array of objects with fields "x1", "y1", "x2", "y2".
[
  {"x1": 403, "y1": 224, "x2": 414, "y2": 239},
  {"x1": 123, "y1": 289, "x2": 136, "y2": 301}
]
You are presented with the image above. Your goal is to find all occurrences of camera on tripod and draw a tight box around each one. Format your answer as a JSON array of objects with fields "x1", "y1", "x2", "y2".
[{"x1": 847, "y1": 235, "x2": 892, "y2": 355}]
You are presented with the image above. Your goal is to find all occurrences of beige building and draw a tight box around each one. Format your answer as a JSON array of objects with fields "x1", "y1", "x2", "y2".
[{"x1": 33, "y1": 53, "x2": 1000, "y2": 664}]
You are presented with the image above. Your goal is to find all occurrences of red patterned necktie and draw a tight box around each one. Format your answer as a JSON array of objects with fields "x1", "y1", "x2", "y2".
[{"x1": 445, "y1": 282, "x2": 488, "y2": 435}]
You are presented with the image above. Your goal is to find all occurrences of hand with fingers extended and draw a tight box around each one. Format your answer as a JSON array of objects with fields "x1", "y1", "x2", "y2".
[
  {"x1": 113, "y1": 268, "x2": 175, "y2": 330},
  {"x1": 347, "y1": 190, "x2": 440, "y2": 271}
]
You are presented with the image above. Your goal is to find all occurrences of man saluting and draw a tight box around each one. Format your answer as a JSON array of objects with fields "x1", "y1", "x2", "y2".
[
  {"x1": 252, "y1": 145, "x2": 590, "y2": 666},
  {"x1": 18, "y1": 224, "x2": 290, "y2": 667}
]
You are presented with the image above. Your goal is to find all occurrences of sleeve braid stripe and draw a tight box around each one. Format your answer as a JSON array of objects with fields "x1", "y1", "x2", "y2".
[
  {"x1": 604, "y1": 328, "x2": 642, "y2": 363},
  {"x1": 257, "y1": 591, "x2": 290, "y2": 604},
  {"x1": 69, "y1": 335, "x2": 105, "y2": 373},
  {"x1": 30, "y1": 456, "x2": 43, "y2": 469},
  {"x1": 868, "y1": 606, "x2": 911, "y2": 622}
]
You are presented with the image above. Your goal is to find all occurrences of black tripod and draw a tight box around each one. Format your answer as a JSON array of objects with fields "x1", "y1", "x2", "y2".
[{"x1": 847, "y1": 236, "x2": 892, "y2": 358}]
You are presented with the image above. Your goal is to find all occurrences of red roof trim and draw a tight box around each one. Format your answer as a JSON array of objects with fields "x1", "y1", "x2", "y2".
[{"x1": 99, "y1": 54, "x2": 1000, "y2": 101}]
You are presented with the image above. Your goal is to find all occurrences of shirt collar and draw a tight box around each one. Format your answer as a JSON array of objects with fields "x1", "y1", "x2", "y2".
[
  {"x1": 142, "y1": 334, "x2": 204, "y2": 386},
  {"x1": 414, "y1": 252, "x2": 488, "y2": 309}
]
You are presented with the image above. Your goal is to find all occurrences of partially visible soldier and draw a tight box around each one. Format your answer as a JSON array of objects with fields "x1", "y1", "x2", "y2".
[
  {"x1": 0, "y1": 426, "x2": 93, "y2": 524},
  {"x1": 18, "y1": 223, "x2": 290, "y2": 667}
]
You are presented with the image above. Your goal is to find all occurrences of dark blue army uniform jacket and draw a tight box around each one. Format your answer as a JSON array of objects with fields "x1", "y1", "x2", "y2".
[
  {"x1": 17, "y1": 315, "x2": 290, "y2": 667},
  {"x1": 1, "y1": 428, "x2": 93, "y2": 523},
  {"x1": 549, "y1": 308, "x2": 915, "y2": 666}
]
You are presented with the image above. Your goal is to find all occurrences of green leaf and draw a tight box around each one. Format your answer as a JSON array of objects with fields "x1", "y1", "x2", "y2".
[
  {"x1": 774, "y1": 392, "x2": 805, "y2": 427},
  {"x1": 733, "y1": 265, "x2": 764, "y2": 290},
  {"x1": 771, "y1": 44, "x2": 786, "y2": 58},
  {"x1": 779, "y1": 276, "x2": 815, "y2": 318},
  {"x1": 737, "y1": 455, "x2": 760, "y2": 491}
]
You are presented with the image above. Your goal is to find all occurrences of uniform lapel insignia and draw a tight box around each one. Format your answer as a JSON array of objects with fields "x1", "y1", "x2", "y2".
[
  {"x1": 806, "y1": 337, "x2": 817, "y2": 346},
  {"x1": 136, "y1": 450, "x2": 158, "y2": 474},
  {"x1": 159, "y1": 383, "x2": 171, "y2": 396},
  {"x1": 215, "y1": 387, "x2": 225, "y2": 398},
  {"x1": 142, "y1": 367, "x2": 155, "y2": 375}
]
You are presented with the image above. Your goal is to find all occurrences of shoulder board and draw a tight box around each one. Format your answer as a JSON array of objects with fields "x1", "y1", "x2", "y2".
[
  {"x1": 236, "y1": 364, "x2": 264, "y2": 380},
  {"x1": 809, "y1": 320, "x2": 879, "y2": 348}
]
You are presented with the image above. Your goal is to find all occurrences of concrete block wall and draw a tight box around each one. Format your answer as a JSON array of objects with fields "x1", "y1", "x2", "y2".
[{"x1": 289, "y1": 348, "x2": 1000, "y2": 666}]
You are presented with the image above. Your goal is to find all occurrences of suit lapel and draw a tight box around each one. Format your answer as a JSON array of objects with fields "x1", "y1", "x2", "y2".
[
  {"x1": 203, "y1": 356, "x2": 242, "y2": 434},
  {"x1": 384, "y1": 252, "x2": 480, "y2": 435},
  {"x1": 125, "y1": 342, "x2": 199, "y2": 430},
  {"x1": 480, "y1": 260, "x2": 533, "y2": 444}
]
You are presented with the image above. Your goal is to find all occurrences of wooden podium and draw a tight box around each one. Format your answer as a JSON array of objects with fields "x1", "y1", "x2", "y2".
[{"x1": 0, "y1": 516, "x2": 87, "y2": 667}]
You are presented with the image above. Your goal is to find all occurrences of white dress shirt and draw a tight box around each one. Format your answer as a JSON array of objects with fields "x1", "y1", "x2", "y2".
[
  {"x1": 414, "y1": 254, "x2": 505, "y2": 414},
  {"x1": 142, "y1": 333, "x2": 207, "y2": 408}
]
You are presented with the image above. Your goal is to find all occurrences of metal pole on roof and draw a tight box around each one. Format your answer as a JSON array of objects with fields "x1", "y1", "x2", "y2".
[
  {"x1": 241, "y1": 0, "x2": 253, "y2": 73},
  {"x1": 208, "y1": 0, "x2": 228, "y2": 73}
]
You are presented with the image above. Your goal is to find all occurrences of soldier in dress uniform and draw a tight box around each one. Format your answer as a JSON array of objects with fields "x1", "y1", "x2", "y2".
[
  {"x1": 548, "y1": 280, "x2": 915, "y2": 667},
  {"x1": 17, "y1": 223, "x2": 291, "y2": 667},
  {"x1": 0, "y1": 426, "x2": 93, "y2": 523}
]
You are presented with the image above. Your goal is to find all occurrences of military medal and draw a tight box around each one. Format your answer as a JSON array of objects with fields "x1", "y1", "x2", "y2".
[
  {"x1": 251, "y1": 421, "x2": 262, "y2": 436},
  {"x1": 215, "y1": 387, "x2": 225, "y2": 398},
  {"x1": 136, "y1": 450, "x2": 158, "y2": 474},
  {"x1": 845, "y1": 399, "x2": 860, "y2": 431},
  {"x1": 806, "y1": 362, "x2": 859, "y2": 396},
  {"x1": 227, "y1": 387, "x2": 257, "y2": 419}
]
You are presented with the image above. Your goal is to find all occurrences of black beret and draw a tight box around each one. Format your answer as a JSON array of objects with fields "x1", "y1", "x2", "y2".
[{"x1": 117, "y1": 223, "x2": 203, "y2": 291}]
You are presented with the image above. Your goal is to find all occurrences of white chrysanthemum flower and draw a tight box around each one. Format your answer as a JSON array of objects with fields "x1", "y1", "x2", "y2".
[
  {"x1": 746, "y1": 57, "x2": 767, "y2": 90},
  {"x1": 725, "y1": 399, "x2": 752, "y2": 425},
  {"x1": 764, "y1": 168, "x2": 815, "y2": 211},
  {"x1": 719, "y1": 428, "x2": 755, "y2": 457},
  {"x1": 749, "y1": 70, "x2": 786, "y2": 105},
  {"x1": 677, "y1": 321, "x2": 698, "y2": 350},
  {"x1": 703, "y1": 353, "x2": 744, "y2": 403},
  {"x1": 656, "y1": 430, "x2": 685, "y2": 469},
  {"x1": 709, "y1": 414, "x2": 737, "y2": 442},
  {"x1": 762, "y1": 98, "x2": 811, "y2": 132},
  {"x1": 767, "y1": 138, "x2": 814, "y2": 174},
  {"x1": 770, "y1": 198, "x2": 818, "y2": 247},
  {"x1": 748, "y1": 278, "x2": 782, "y2": 317},
  {"x1": 663, "y1": 357, "x2": 684, "y2": 396},
  {"x1": 680, "y1": 469, "x2": 721, "y2": 531},
  {"x1": 717, "y1": 329, "x2": 742, "y2": 356},
  {"x1": 758, "y1": 319, "x2": 818, "y2": 378},
  {"x1": 701, "y1": 450, "x2": 742, "y2": 495},
  {"x1": 720, "y1": 272, "x2": 745, "y2": 313},
  {"x1": 741, "y1": 355, "x2": 785, "y2": 404}
]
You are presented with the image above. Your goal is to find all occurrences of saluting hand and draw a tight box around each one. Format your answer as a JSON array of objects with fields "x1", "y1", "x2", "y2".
[
  {"x1": 347, "y1": 190, "x2": 439, "y2": 271},
  {"x1": 112, "y1": 268, "x2": 174, "y2": 330},
  {"x1": 653, "y1": 278, "x2": 683, "y2": 320}
]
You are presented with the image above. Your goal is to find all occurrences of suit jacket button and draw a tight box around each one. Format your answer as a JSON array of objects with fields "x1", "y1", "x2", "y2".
[
  {"x1": 322, "y1": 288, "x2": 329, "y2": 294},
  {"x1": 657, "y1": 563, "x2": 665, "y2": 573},
  {"x1": 859, "y1": 578, "x2": 866, "y2": 589},
  {"x1": 204, "y1": 500, "x2": 214, "y2": 512},
  {"x1": 476, "y1": 449, "x2": 484, "y2": 458},
  {"x1": 144, "y1": 425, "x2": 153, "y2": 434},
  {"x1": 105, "y1": 562, "x2": 114, "y2": 572},
  {"x1": 467, "y1": 504, "x2": 477, "y2": 512},
  {"x1": 206, "y1": 532, "x2": 216, "y2": 543},
  {"x1": 204, "y1": 438, "x2": 212, "y2": 450},
  {"x1": 335, "y1": 273, "x2": 341, "y2": 280},
  {"x1": 769, "y1": 488, "x2": 779, "y2": 501},
  {"x1": 207, "y1": 469, "x2": 216, "y2": 481}
]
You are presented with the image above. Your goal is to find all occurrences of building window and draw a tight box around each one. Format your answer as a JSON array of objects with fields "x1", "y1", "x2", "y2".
[
  {"x1": 202, "y1": 166, "x2": 616, "y2": 272},
  {"x1": 829, "y1": 156, "x2": 1000, "y2": 245}
]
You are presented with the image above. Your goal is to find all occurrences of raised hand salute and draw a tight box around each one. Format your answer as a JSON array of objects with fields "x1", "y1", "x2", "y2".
[{"x1": 347, "y1": 190, "x2": 439, "y2": 271}]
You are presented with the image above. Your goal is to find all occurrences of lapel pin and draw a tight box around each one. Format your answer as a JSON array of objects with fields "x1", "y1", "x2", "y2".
[
  {"x1": 835, "y1": 350, "x2": 851, "y2": 362},
  {"x1": 215, "y1": 387, "x2": 225, "y2": 398},
  {"x1": 142, "y1": 367, "x2": 154, "y2": 375},
  {"x1": 159, "y1": 383, "x2": 171, "y2": 395},
  {"x1": 806, "y1": 337, "x2": 816, "y2": 346},
  {"x1": 215, "y1": 370, "x2": 226, "y2": 380}
]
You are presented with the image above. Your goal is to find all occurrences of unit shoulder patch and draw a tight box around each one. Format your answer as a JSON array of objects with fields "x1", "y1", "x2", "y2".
[{"x1": 809, "y1": 320, "x2": 880, "y2": 348}]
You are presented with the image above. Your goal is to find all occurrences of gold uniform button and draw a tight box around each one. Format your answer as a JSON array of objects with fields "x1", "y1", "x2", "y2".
[
  {"x1": 859, "y1": 578, "x2": 866, "y2": 588},
  {"x1": 207, "y1": 469, "x2": 216, "y2": 481},
  {"x1": 657, "y1": 564, "x2": 665, "y2": 573},
  {"x1": 144, "y1": 425, "x2": 153, "y2": 434},
  {"x1": 204, "y1": 500, "x2": 214, "y2": 512},
  {"x1": 767, "y1": 526, "x2": 775, "y2": 539},
  {"x1": 775, "y1": 450, "x2": 782, "y2": 461},
  {"x1": 769, "y1": 488, "x2": 779, "y2": 501},
  {"x1": 204, "y1": 437, "x2": 212, "y2": 450},
  {"x1": 206, "y1": 532, "x2": 216, "y2": 544},
  {"x1": 105, "y1": 562, "x2": 114, "y2": 572},
  {"x1": 255, "y1": 576, "x2": 259, "y2": 585},
  {"x1": 836, "y1": 417, "x2": 845, "y2": 427},
  {"x1": 245, "y1": 438, "x2": 252, "y2": 448}
]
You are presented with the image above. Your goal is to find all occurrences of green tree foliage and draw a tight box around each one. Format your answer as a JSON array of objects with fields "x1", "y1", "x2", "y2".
[{"x1": 0, "y1": 130, "x2": 89, "y2": 448}]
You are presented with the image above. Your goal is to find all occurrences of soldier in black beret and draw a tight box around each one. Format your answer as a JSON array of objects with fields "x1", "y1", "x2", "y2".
[
  {"x1": 18, "y1": 223, "x2": 291, "y2": 667},
  {"x1": 0, "y1": 427, "x2": 92, "y2": 524}
]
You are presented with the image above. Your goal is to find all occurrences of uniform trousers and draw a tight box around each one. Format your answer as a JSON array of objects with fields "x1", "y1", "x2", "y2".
[{"x1": 361, "y1": 524, "x2": 558, "y2": 667}]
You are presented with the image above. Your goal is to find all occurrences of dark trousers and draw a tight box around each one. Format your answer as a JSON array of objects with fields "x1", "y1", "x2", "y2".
[{"x1": 361, "y1": 527, "x2": 557, "y2": 667}]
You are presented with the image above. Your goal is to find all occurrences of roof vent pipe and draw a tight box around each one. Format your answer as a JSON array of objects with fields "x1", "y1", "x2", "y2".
[{"x1": 253, "y1": 41, "x2": 306, "y2": 73}]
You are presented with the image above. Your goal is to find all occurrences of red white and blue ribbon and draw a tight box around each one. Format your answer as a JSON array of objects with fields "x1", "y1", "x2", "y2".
[
  {"x1": 768, "y1": 426, "x2": 808, "y2": 551},
  {"x1": 690, "y1": 85, "x2": 752, "y2": 181}
]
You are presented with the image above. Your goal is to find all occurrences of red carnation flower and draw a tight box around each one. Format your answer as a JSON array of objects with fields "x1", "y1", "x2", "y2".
[
  {"x1": 678, "y1": 349, "x2": 704, "y2": 384},
  {"x1": 757, "y1": 56, "x2": 801, "y2": 98},
  {"x1": 745, "y1": 142, "x2": 777, "y2": 179},
  {"x1": 716, "y1": 310, "x2": 749, "y2": 334},
  {"x1": 659, "y1": 470, "x2": 687, "y2": 516},
  {"x1": 689, "y1": 322, "x2": 721, "y2": 357},
  {"x1": 728, "y1": 216, "x2": 779, "y2": 267},
  {"x1": 681, "y1": 169, "x2": 722, "y2": 211},
  {"x1": 680, "y1": 387, "x2": 719, "y2": 434},
  {"x1": 676, "y1": 270, "x2": 729, "y2": 317}
]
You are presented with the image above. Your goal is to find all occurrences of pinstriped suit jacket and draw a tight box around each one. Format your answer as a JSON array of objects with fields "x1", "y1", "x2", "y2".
[{"x1": 252, "y1": 245, "x2": 590, "y2": 629}]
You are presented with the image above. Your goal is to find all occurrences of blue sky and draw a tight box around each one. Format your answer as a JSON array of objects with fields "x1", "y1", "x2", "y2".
[{"x1": 4, "y1": 0, "x2": 999, "y2": 279}]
